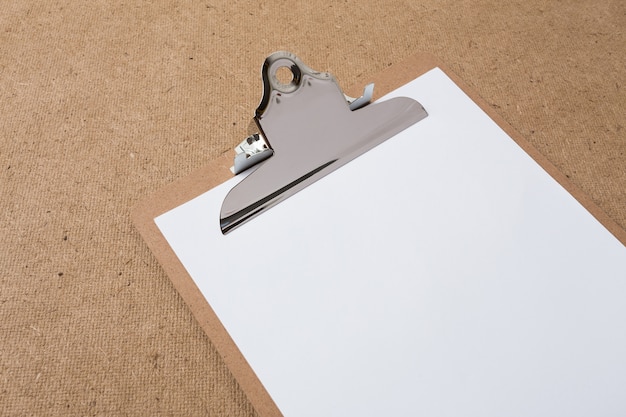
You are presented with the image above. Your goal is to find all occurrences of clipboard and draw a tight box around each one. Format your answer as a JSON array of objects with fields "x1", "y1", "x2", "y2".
[{"x1": 132, "y1": 53, "x2": 626, "y2": 417}]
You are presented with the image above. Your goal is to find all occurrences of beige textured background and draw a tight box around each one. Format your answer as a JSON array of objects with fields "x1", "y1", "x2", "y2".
[{"x1": 1, "y1": 1, "x2": 624, "y2": 416}]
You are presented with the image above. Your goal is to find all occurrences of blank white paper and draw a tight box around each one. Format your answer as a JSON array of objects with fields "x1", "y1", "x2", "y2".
[{"x1": 155, "y1": 68, "x2": 626, "y2": 417}]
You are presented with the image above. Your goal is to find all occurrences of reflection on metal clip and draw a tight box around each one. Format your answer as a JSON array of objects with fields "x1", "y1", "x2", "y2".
[{"x1": 220, "y1": 51, "x2": 428, "y2": 234}]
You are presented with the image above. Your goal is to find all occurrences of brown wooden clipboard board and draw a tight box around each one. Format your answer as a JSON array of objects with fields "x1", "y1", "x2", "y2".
[{"x1": 131, "y1": 53, "x2": 626, "y2": 417}]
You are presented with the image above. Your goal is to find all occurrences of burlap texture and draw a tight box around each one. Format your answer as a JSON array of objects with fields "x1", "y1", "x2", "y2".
[{"x1": 1, "y1": 1, "x2": 624, "y2": 415}]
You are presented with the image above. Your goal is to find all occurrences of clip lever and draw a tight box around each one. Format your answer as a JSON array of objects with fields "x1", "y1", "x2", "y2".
[{"x1": 220, "y1": 51, "x2": 428, "y2": 234}]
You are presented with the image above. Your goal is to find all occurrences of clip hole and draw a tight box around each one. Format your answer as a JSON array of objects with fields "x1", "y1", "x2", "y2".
[
  {"x1": 269, "y1": 58, "x2": 301, "y2": 93},
  {"x1": 275, "y1": 66, "x2": 294, "y2": 85}
]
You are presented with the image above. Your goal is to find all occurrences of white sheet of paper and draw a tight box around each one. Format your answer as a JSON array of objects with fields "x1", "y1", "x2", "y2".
[{"x1": 155, "y1": 68, "x2": 626, "y2": 417}]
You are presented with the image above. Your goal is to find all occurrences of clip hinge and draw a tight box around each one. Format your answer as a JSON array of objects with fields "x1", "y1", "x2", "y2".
[{"x1": 232, "y1": 133, "x2": 274, "y2": 174}]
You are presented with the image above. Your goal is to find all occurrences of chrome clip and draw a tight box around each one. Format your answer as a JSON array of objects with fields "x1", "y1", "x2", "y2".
[
  {"x1": 233, "y1": 76, "x2": 373, "y2": 174},
  {"x1": 220, "y1": 51, "x2": 428, "y2": 234}
]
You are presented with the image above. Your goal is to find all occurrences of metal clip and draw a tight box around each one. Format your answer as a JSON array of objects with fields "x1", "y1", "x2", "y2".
[
  {"x1": 233, "y1": 80, "x2": 374, "y2": 174},
  {"x1": 220, "y1": 51, "x2": 428, "y2": 234}
]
